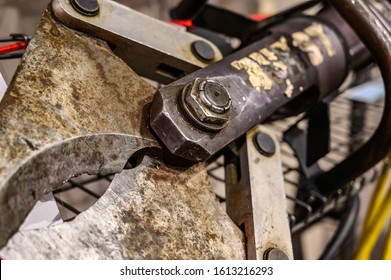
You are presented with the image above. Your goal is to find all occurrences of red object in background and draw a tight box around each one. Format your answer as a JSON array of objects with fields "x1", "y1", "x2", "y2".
[
  {"x1": 250, "y1": 14, "x2": 268, "y2": 21},
  {"x1": 169, "y1": 19, "x2": 195, "y2": 28},
  {"x1": 169, "y1": 14, "x2": 268, "y2": 29},
  {"x1": 0, "y1": 41, "x2": 26, "y2": 55}
]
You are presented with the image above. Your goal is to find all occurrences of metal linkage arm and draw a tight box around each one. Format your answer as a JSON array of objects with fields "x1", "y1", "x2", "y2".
[
  {"x1": 52, "y1": 0, "x2": 222, "y2": 84},
  {"x1": 226, "y1": 126, "x2": 293, "y2": 260}
]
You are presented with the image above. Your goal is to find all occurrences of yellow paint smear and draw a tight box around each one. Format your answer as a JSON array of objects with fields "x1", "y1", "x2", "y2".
[
  {"x1": 270, "y1": 37, "x2": 290, "y2": 52},
  {"x1": 285, "y1": 79, "x2": 294, "y2": 98},
  {"x1": 231, "y1": 57, "x2": 273, "y2": 92},
  {"x1": 304, "y1": 23, "x2": 336, "y2": 57},
  {"x1": 292, "y1": 31, "x2": 324, "y2": 66},
  {"x1": 260, "y1": 48, "x2": 278, "y2": 61},
  {"x1": 273, "y1": 61, "x2": 288, "y2": 72},
  {"x1": 249, "y1": 52, "x2": 270, "y2": 66}
]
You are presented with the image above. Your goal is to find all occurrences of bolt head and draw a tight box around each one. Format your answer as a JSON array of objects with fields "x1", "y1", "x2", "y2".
[
  {"x1": 181, "y1": 78, "x2": 231, "y2": 132},
  {"x1": 191, "y1": 40, "x2": 215, "y2": 62}
]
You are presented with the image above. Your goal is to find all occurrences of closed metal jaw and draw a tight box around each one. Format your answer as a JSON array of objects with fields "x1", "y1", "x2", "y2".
[
  {"x1": 0, "y1": 2, "x2": 291, "y2": 259},
  {"x1": 0, "y1": 6, "x2": 244, "y2": 259},
  {"x1": 2, "y1": 0, "x2": 390, "y2": 260},
  {"x1": 0, "y1": 7, "x2": 161, "y2": 250}
]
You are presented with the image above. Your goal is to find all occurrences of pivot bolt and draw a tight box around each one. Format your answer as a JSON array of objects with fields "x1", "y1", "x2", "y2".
[
  {"x1": 199, "y1": 80, "x2": 232, "y2": 113},
  {"x1": 181, "y1": 78, "x2": 232, "y2": 132},
  {"x1": 254, "y1": 132, "x2": 276, "y2": 157},
  {"x1": 264, "y1": 248, "x2": 289, "y2": 260},
  {"x1": 71, "y1": 0, "x2": 100, "y2": 17}
]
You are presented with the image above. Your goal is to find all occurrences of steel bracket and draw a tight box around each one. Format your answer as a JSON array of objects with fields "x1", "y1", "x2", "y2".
[
  {"x1": 52, "y1": 0, "x2": 222, "y2": 84},
  {"x1": 226, "y1": 125, "x2": 293, "y2": 260}
]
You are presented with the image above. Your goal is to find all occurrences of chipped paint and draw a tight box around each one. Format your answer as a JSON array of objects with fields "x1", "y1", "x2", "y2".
[
  {"x1": 285, "y1": 79, "x2": 294, "y2": 98},
  {"x1": 231, "y1": 37, "x2": 293, "y2": 93},
  {"x1": 231, "y1": 57, "x2": 273, "y2": 92},
  {"x1": 304, "y1": 23, "x2": 336, "y2": 57},
  {"x1": 249, "y1": 52, "x2": 271, "y2": 66},
  {"x1": 260, "y1": 48, "x2": 278, "y2": 61},
  {"x1": 270, "y1": 37, "x2": 290, "y2": 52},
  {"x1": 292, "y1": 31, "x2": 324, "y2": 66},
  {"x1": 232, "y1": 36, "x2": 293, "y2": 91}
]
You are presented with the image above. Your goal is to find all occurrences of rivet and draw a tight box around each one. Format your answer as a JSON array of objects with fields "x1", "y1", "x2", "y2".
[
  {"x1": 70, "y1": 0, "x2": 100, "y2": 17},
  {"x1": 254, "y1": 133, "x2": 276, "y2": 157}
]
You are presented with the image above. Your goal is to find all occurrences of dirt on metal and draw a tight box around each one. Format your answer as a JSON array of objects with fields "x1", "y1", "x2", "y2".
[{"x1": 0, "y1": 7, "x2": 245, "y2": 259}]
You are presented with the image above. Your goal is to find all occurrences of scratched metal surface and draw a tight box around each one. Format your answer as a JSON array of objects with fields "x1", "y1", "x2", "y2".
[
  {"x1": 0, "y1": 7, "x2": 245, "y2": 258},
  {"x1": 1, "y1": 157, "x2": 245, "y2": 259},
  {"x1": 0, "y1": 6, "x2": 158, "y2": 247}
]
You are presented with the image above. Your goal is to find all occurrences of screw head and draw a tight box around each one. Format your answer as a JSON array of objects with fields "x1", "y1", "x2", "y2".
[
  {"x1": 71, "y1": 0, "x2": 100, "y2": 17},
  {"x1": 264, "y1": 248, "x2": 289, "y2": 260},
  {"x1": 254, "y1": 133, "x2": 276, "y2": 157},
  {"x1": 191, "y1": 40, "x2": 215, "y2": 62}
]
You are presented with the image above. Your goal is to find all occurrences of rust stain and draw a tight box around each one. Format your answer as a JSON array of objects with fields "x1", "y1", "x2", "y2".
[{"x1": 0, "y1": 7, "x2": 156, "y2": 180}]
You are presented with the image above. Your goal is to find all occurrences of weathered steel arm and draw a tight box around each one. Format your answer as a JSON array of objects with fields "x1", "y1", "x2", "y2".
[
  {"x1": 226, "y1": 126, "x2": 293, "y2": 260},
  {"x1": 52, "y1": 0, "x2": 222, "y2": 84}
]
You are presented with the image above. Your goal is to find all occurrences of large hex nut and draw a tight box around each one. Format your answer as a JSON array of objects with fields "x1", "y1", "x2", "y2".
[
  {"x1": 180, "y1": 78, "x2": 232, "y2": 132},
  {"x1": 150, "y1": 91, "x2": 212, "y2": 161}
]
